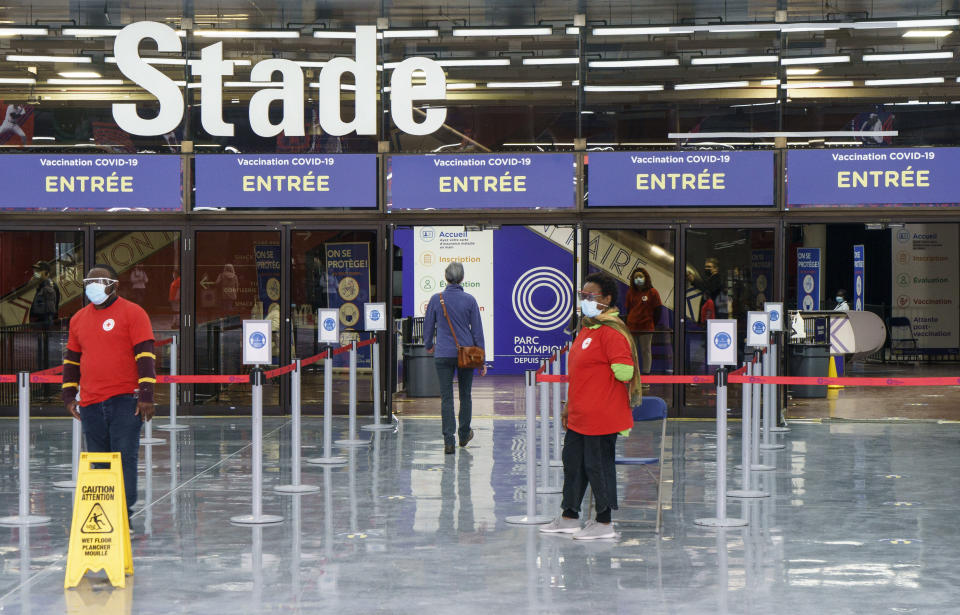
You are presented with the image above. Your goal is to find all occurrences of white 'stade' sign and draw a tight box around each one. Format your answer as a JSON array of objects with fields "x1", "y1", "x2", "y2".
[
  {"x1": 113, "y1": 22, "x2": 447, "y2": 137},
  {"x1": 364, "y1": 302, "x2": 387, "y2": 331},
  {"x1": 318, "y1": 308, "x2": 340, "y2": 344},
  {"x1": 764, "y1": 302, "x2": 784, "y2": 332},
  {"x1": 746, "y1": 311, "x2": 770, "y2": 348},
  {"x1": 243, "y1": 319, "x2": 272, "y2": 365},
  {"x1": 707, "y1": 319, "x2": 737, "y2": 366}
]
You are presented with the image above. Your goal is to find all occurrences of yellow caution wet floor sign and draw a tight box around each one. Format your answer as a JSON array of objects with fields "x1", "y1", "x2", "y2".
[{"x1": 65, "y1": 453, "x2": 133, "y2": 589}]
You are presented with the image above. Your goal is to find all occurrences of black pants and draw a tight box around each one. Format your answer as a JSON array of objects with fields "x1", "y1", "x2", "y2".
[{"x1": 561, "y1": 429, "x2": 619, "y2": 516}]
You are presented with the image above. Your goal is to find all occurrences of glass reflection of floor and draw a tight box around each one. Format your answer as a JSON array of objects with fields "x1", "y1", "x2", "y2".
[{"x1": 0, "y1": 416, "x2": 953, "y2": 614}]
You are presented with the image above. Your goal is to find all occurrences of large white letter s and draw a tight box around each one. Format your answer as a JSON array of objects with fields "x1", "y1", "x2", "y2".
[{"x1": 113, "y1": 21, "x2": 184, "y2": 136}]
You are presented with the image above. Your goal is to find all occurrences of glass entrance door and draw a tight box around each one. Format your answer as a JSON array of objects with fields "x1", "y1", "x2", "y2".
[
  {"x1": 0, "y1": 230, "x2": 84, "y2": 413},
  {"x1": 93, "y1": 229, "x2": 182, "y2": 409},
  {"x1": 291, "y1": 229, "x2": 379, "y2": 411},
  {"x1": 586, "y1": 227, "x2": 677, "y2": 408},
  {"x1": 682, "y1": 226, "x2": 776, "y2": 413},
  {"x1": 194, "y1": 229, "x2": 282, "y2": 410}
]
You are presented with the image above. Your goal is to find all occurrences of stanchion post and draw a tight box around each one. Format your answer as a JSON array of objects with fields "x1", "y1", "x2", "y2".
[
  {"x1": 537, "y1": 360, "x2": 561, "y2": 494},
  {"x1": 363, "y1": 337, "x2": 393, "y2": 432},
  {"x1": 550, "y1": 350, "x2": 563, "y2": 468},
  {"x1": 506, "y1": 370, "x2": 551, "y2": 525},
  {"x1": 0, "y1": 372, "x2": 50, "y2": 526},
  {"x1": 751, "y1": 351, "x2": 775, "y2": 472},
  {"x1": 336, "y1": 341, "x2": 369, "y2": 447},
  {"x1": 306, "y1": 350, "x2": 346, "y2": 465},
  {"x1": 760, "y1": 345, "x2": 785, "y2": 451},
  {"x1": 695, "y1": 367, "x2": 746, "y2": 527},
  {"x1": 53, "y1": 417, "x2": 81, "y2": 490},
  {"x1": 231, "y1": 368, "x2": 283, "y2": 525},
  {"x1": 158, "y1": 335, "x2": 187, "y2": 431},
  {"x1": 277, "y1": 359, "x2": 319, "y2": 494},
  {"x1": 769, "y1": 336, "x2": 790, "y2": 433},
  {"x1": 728, "y1": 360, "x2": 767, "y2": 499}
]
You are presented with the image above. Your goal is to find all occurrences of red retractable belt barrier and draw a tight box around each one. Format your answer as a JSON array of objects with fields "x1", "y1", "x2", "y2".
[
  {"x1": 300, "y1": 351, "x2": 329, "y2": 367},
  {"x1": 356, "y1": 338, "x2": 376, "y2": 349},
  {"x1": 0, "y1": 375, "x2": 15, "y2": 383},
  {"x1": 264, "y1": 363, "x2": 297, "y2": 379},
  {"x1": 158, "y1": 374, "x2": 250, "y2": 384},
  {"x1": 34, "y1": 364, "x2": 63, "y2": 376},
  {"x1": 155, "y1": 337, "x2": 173, "y2": 347},
  {"x1": 729, "y1": 374, "x2": 960, "y2": 387}
]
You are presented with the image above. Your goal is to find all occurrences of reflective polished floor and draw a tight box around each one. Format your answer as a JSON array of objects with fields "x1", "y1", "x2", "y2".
[{"x1": 0, "y1": 415, "x2": 956, "y2": 614}]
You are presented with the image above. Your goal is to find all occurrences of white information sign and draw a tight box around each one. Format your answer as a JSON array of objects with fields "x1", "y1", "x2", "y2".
[
  {"x1": 364, "y1": 302, "x2": 387, "y2": 331},
  {"x1": 764, "y1": 302, "x2": 784, "y2": 332},
  {"x1": 318, "y1": 308, "x2": 340, "y2": 344},
  {"x1": 891, "y1": 223, "x2": 959, "y2": 348},
  {"x1": 413, "y1": 226, "x2": 494, "y2": 357},
  {"x1": 707, "y1": 319, "x2": 737, "y2": 366},
  {"x1": 746, "y1": 311, "x2": 770, "y2": 348},
  {"x1": 242, "y1": 319, "x2": 272, "y2": 365}
]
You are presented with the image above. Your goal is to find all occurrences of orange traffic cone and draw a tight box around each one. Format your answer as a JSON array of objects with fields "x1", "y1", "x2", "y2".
[{"x1": 828, "y1": 355, "x2": 844, "y2": 389}]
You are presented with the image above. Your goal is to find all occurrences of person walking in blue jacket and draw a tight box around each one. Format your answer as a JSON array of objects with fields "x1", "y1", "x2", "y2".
[{"x1": 423, "y1": 262, "x2": 486, "y2": 454}]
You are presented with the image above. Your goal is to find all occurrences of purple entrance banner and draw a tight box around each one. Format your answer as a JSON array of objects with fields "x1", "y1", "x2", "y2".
[
  {"x1": 195, "y1": 154, "x2": 377, "y2": 208},
  {"x1": 388, "y1": 154, "x2": 575, "y2": 210},
  {"x1": 587, "y1": 151, "x2": 774, "y2": 207},
  {"x1": 787, "y1": 148, "x2": 960, "y2": 208},
  {"x1": 0, "y1": 155, "x2": 181, "y2": 211}
]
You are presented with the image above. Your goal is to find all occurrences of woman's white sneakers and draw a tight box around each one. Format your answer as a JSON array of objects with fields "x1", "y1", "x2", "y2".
[
  {"x1": 539, "y1": 517, "x2": 618, "y2": 540},
  {"x1": 539, "y1": 516, "x2": 581, "y2": 533},
  {"x1": 572, "y1": 520, "x2": 617, "y2": 540}
]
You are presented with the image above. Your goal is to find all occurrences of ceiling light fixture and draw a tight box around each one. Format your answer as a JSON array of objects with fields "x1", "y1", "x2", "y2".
[
  {"x1": 486, "y1": 80, "x2": 563, "y2": 88},
  {"x1": 523, "y1": 57, "x2": 579, "y2": 65},
  {"x1": 589, "y1": 58, "x2": 679, "y2": 68},
  {"x1": 674, "y1": 80, "x2": 750, "y2": 90},
  {"x1": 903, "y1": 30, "x2": 953, "y2": 37},
  {"x1": 0, "y1": 27, "x2": 48, "y2": 37},
  {"x1": 452, "y1": 27, "x2": 552, "y2": 36},
  {"x1": 447, "y1": 82, "x2": 478, "y2": 89},
  {"x1": 0, "y1": 77, "x2": 35, "y2": 83},
  {"x1": 196, "y1": 29, "x2": 299, "y2": 38},
  {"x1": 58, "y1": 71, "x2": 102, "y2": 78},
  {"x1": 864, "y1": 77, "x2": 945, "y2": 86},
  {"x1": 592, "y1": 26, "x2": 694, "y2": 35},
  {"x1": 863, "y1": 51, "x2": 953, "y2": 61},
  {"x1": 46, "y1": 78, "x2": 122, "y2": 85},
  {"x1": 7, "y1": 54, "x2": 92, "y2": 63},
  {"x1": 786, "y1": 68, "x2": 821, "y2": 75},
  {"x1": 780, "y1": 80, "x2": 854, "y2": 89},
  {"x1": 691, "y1": 55, "x2": 778, "y2": 65},
  {"x1": 583, "y1": 84, "x2": 664, "y2": 92},
  {"x1": 381, "y1": 29, "x2": 439, "y2": 38},
  {"x1": 781, "y1": 55, "x2": 850, "y2": 65}
]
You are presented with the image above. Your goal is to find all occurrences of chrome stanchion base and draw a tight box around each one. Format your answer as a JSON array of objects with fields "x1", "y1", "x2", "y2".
[
  {"x1": 0, "y1": 514, "x2": 51, "y2": 526},
  {"x1": 230, "y1": 514, "x2": 284, "y2": 526},
  {"x1": 305, "y1": 456, "x2": 347, "y2": 465},
  {"x1": 751, "y1": 464, "x2": 776, "y2": 471},
  {"x1": 156, "y1": 423, "x2": 189, "y2": 432},
  {"x1": 334, "y1": 439, "x2": 370, "y2": 447},
  {"x1": 361, "y1": 423, "x2": 395, "y2": 432},
  {"x1": 275, "y1": 484, "x2": 320, "y2": 494},
  {"x1": 141, "y1": 437, "x2": 166, "y2": 445},
  {"x1": 52, "y1": 480, "x2": 76, "y2": 490},
  {"x1": 770, "y1": 426, "x2": 791, "y2": 433},
  {"x1": 695, "y1": 517, "x2": 747, "y2": 527},
  {"x1": 727, "y1": 489, "x2": 768, "y2": 499},
  {"x1": 505, "y1": 515, "x2": 551, "y2": 525},
  {"x1": 759, "y1": 443, "x2": 785, "y2": 451}
]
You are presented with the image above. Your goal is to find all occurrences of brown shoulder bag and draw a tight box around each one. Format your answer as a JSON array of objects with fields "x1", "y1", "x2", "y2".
[{"x1": 439, "y1": 295, "x2": 485, "y2": 369}]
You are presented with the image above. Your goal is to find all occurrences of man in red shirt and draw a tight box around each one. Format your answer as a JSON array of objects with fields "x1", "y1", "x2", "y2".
[{"x1": 62, "y1": 264, "x2": 156, "y2": 518}]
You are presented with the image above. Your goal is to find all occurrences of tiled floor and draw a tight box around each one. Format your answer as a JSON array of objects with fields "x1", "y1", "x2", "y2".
[{"x1": 0, "y1": 413, "x2": 957, "y2": 613}]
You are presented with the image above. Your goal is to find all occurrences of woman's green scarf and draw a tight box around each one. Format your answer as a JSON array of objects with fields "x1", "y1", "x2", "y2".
[{"x1": 580, "y1": 309, "x2": 643, "y2": 406}]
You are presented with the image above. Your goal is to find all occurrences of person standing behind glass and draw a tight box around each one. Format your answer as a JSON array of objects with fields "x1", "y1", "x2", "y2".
[
  {"x1": 625, "y1": 266, "x2": 662, "y2": 387},
  {"x1": 833, "y1": 289, "x2": 850, "y2": 312},
  {"x1": 423, "y1": 262, "x2": 486, "y2": 455}
]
